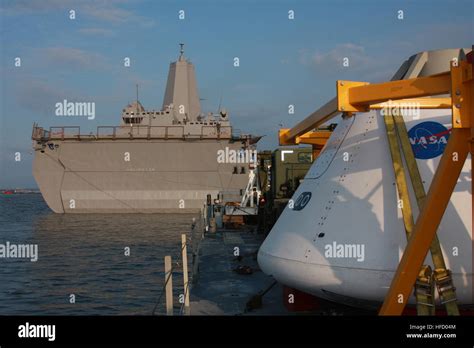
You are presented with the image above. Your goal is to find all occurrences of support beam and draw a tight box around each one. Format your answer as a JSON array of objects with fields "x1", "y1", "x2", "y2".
[
  {"x1": 181, "y1": 234, "x2": 190, "y2": 315},
  {"x1": 369, "y1": 97, "x2": 452, "y2": 110},
  {"x1": 451, "y1": 61, "x2": 473, "y2": 128},
  {"x1": 347, "y1": 72, "x2": 451, "y2": 106},
  {"x1": 280, "y1": 77, "x2": 454, "y2": 146},
  {"x1": 279, "y1": 98, "x2": 339, "y2": 145},
  {"x1": 164, "y1": 255, "x2": 174, "y2": 316},
  {"x1": 379, "y1": 128, "x2": 470, "y2": 315},
  {"x1": 279, "y1": 129, "x2": 332, "y2": 146},
  {"x1": 393, "y1": 114, "x2": 460, "y2": 315}
]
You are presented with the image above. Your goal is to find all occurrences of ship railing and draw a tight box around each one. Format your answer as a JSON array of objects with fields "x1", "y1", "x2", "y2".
[
  {"x1": 201, "y1": 125, "x2": 232, "y2": 139},
  {"x1": 97, "y1": 126, "x2": 117, "y2": 139},
  {"x1": 98, "y1": 125, "x2": 186, "y2": 139},
  {"x1": 49, "y1": 126, "x2": 81, "y2": 140},
  {"x1": 32, "y1": 124, "x2": 233, "y2": 141},
  {"x1": 32, "y1": 123, "x2": 50, "y2": 140}
]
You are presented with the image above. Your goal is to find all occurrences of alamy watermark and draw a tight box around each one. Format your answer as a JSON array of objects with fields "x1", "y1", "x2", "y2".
[
  {"x1": 217, "y1": 147, "x2": 257, "y2": 164},
  {"x1": 55, "y1": 99, "x2": 95, "y2": 120},
  {"x1": 324, "y1": 242, "x2": 365, "y2": 262},
  {"x1": 18, "y1": 322, "x2": 55, "y2": 341},
  {"x1": 380, "y1": 100, "x2": 420, "y2": 120},
  {"x1": 0, "y1": 242, "x2": 38, "y2": 262}
]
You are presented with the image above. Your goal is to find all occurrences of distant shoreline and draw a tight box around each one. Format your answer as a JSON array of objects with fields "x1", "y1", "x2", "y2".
[{"x1": 1, "y1": 189, "x2": 41, "y2": 194}]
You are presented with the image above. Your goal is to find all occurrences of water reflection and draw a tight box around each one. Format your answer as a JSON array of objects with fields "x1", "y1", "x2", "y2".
[{"x1": 0, "y1": 194, "x2": 198, "y2": 315}]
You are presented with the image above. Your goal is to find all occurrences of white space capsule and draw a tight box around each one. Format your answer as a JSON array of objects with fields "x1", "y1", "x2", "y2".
[{"x1": 258, "y1": 49, "x2": 472, "y2": 308}]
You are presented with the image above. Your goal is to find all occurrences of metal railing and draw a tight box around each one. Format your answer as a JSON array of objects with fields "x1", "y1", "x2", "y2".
[
  {"x1": 151, "y1": 216, "x2": 204, "y2": 316},
  {"x1": 32, "y1": 124, "x2": 234, "y2": 141}
]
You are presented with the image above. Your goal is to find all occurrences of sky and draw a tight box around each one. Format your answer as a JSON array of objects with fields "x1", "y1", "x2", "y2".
[{"x1": 0, "y1": 0, "x2": 473, "y2": 188}]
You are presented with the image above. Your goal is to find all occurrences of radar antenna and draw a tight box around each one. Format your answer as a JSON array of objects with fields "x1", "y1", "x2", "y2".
[
  {"x1": 217, "y1": 93, "x2": 223, "y2": 113},
  {"x1": 179, "y1": 43, "x2": 184, "y2": 60}
]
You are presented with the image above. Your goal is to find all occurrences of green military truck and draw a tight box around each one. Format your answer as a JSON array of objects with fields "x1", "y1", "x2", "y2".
[{"x1": 258, "y1": 147, "x2": 314, "y2": 234}]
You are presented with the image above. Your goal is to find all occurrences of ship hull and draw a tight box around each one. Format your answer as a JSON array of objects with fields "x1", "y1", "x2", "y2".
[{"x1": 33, "y1": 139, "x2": 251, "y2": 213}]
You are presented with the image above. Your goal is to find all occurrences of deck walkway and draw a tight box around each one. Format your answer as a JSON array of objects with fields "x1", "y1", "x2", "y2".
[{"x1": 189, "y1": 229, "x2": 290, "y2": 315}]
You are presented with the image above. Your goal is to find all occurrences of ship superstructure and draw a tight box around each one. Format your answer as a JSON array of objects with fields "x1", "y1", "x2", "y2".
[{"x1": 32, "y1": 46, "x2": 258, "y2": 213}]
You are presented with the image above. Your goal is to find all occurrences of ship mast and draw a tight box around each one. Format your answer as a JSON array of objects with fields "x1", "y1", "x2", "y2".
[
  {"x1": 136, "y1": 84, "x2": 139, "y2": 115},
  {"x1": 179, "y1": 43, "x2": 184, "y2": 60},
  {"x1": 162, "y1": 43, "x2": 201, "y2": 122}
]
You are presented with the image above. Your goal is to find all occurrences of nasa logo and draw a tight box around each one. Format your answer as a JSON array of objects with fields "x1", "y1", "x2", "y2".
[
  {"x1": 407, "y1": 121, "x2": 451, "y2": 159},
  {"x1": 293, "y1": 192, "x2": 312, "y2": 211}
]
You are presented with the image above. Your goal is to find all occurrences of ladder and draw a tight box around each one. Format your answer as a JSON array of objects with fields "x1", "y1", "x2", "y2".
[{"x1": 240, "y1": 169, "x2": 260, "y2": 207}]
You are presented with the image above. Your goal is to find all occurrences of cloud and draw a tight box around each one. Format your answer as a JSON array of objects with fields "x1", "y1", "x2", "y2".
[
  {"x1": 0, "y1": 0, "x2": 66, "y2": 13},
  {"x1": 410, "y1": 22, "x2": 474, "y2": 51},
  {"x1": 299, "y1": 43, "x2": 373, "y2": 71},
  {"x1": 299, "y1": 43, "x2": 402, "y2": 82},
  {"x1": 78, "y1": 27, "x2": 114, "y2": 37},
  {"x1": 14, "y1": 79, "x2": 69, "y2": 115},
  {"x1": 299, "y1": 21, "x2": 474, "y2": 83},
  {"x1": 38, "y1": 47, "x2": 108, "y2": 70},
  {"x1": 1, "y1": 0, "x2": 156, "y2": 26},
  {"x1": 80, "y1": 1, "x2": 138, "y2": 23}
]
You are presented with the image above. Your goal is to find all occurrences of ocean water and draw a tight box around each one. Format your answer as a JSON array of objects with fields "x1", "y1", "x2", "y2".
[{"x1": 0, "y1": 194, "x2": 199, "y2": 315}]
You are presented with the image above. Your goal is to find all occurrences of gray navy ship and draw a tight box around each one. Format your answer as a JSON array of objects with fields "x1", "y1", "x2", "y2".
[{"x1": 32, "y1": 45, "x2": 258, "y2": 213}]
